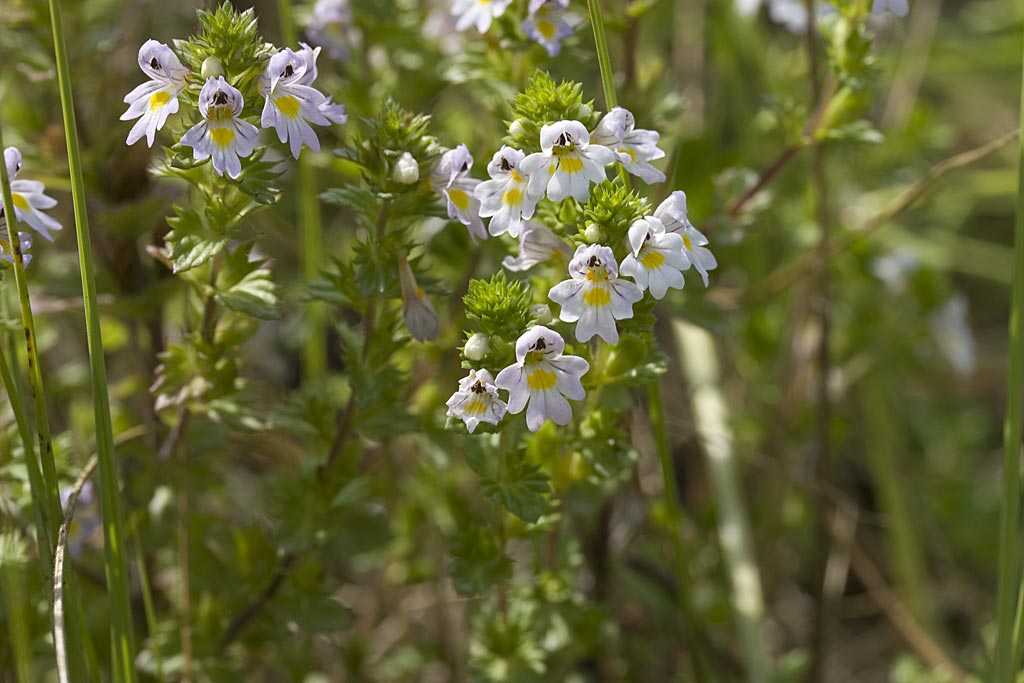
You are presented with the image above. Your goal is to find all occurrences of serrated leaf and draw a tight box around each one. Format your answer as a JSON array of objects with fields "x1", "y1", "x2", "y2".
[
  {"x1": 449, "y1": 525, "x2": 513, "y2": 597},
  {"x1": 167, "y1": 229, "x2": 228, "y2": 273},
  {"x1": 480, "y1": 455, "x2": 552, "y2": 523},
  {"x1": 214, "y1": 244, "x2": 280, "y2": 319}
]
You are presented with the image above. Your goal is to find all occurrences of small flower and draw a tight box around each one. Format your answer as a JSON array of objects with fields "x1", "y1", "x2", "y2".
[
  {"x1": 446, "y1": 369, "x2": 508, "y2": 433},
  {"x1": 306, "y1": 0, "x2": 353, "y2": 60},
  {"x1": 590, "y1": 107, "x2": 666, "y2": 184},
  {"x1": 180, "y1": 77, "x2": 260, "y2": 179},
  {"x1": 60, "y1": 481, "x2": 99, "y2": 559},
  {"x1": 523, "y1": 1, "x2": 580, "y2": 57},
  {"x1": 2, "y1": 147, "x2": 62, "y2": 241},
  {"x1": 121, "y1": 40, "x2": 189, "y2": 148},
  {"x1": 0, "y1": 232, "x2": 33, "y2": 267},
  {"x1": 529, "y1": 303, "x2": 553, "y2": 325},
  {"x1": 494, "y1": 326, "x2": 589, "y2": 432},
  {"x1": 501, "y1": 220, "x2": 573, "y2": 272},
  {"x1": 654, "y1": 191, "x2": 717, "y2": 287},
  {"x1": 398, "y1": 253, "x2": 439, "y2": 342},
  {"x1": 464, "y1": 333, "x2": 491, "y2": 361},
  {"x1": 620, "y1": 216, "x2": 688, "y2": 299},
  {"x1": 260, "y1": 44, "x2": 347, "y2": 159},
  {"x1": 475, "y1": 147, "x2": 538, "y2": 238},
  {"x1": 519, "y1": 120, "x2": 616, "y2": 203},
  {"x1": 929, "y1": 294, "x2": 975, "y2": 376},
  {"x1": 872, "y1": 247, "x2": 919, "y2": 294},
  {"x1": 431, "y1": 145, "x2": 486, "y2": 241},
  {"x1": 392, "y1": 151, "x2": 420, "y2": 184},
  {"x1": 452, "y1": 0, "x2": 513, "y2": 33},
  {"x1": 872, "y1": 0, "x2": 908, "y2": 15},
  {"x1": 549, "y1": 244, "x2": 643, "y2": 344}
]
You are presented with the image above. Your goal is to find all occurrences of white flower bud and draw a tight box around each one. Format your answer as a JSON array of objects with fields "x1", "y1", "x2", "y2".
[
  {"x1": 464, "y1": 333, "x2": 491, "y2": 361},
  {"x1": 392, "y1": 152, "x2": 419, "y2": 185},
  {"x1": 201, "y1": 56, "x2": 225, "y2": 79},
  {"x1": 584, "y1": 223, "x2": 603, "y2": 243},
  {"x1": 576, "y1": 103, "x2": 592, "y2": 118},
  {"x1": 509, "y1": 119, "x2": 527, "y2": 137},
  {"x1": 530, "y1": 303, "x2": 553, "y2": 325}
]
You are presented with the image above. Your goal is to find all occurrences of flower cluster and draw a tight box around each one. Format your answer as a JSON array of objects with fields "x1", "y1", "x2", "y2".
[
  {"x1": 1, "y1": 146, "x2": 62, "y2": 267},
  {"x1": 443, "y1": 99, "x2": 719, "y2": 432},
  {"x1": 122, "y1": 37, "x2": 346, "y2": 177},
  {"x1": 450, "y1": 0, "x2": 580, "y2": 56}
]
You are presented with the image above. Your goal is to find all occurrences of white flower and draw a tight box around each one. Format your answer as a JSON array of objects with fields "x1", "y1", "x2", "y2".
[
  {"x1": 259, "y1": 44, "x2": 347, "y2": 159},
  {"x1": 2, "y1": 147, "x2": 62, "y2": 242},
  {"x1": 654, "y1": 191, "x2": 717, "y2": 287},
  {"x1": 549, "y1": 244, "x2": 643, "y2": 344},
  {"x1": 392, "y1": 151, "x2": 420, "y2": 184},
  {"x1": 398, "y1": 253, "x2": 439, "y2": 342},
  {"x1": 180, "y1": 77, "x2": 260, "y2": 179},
  {"x1": 306, "y1": 0, "x2": 353, "y2": 60},
  {"x1": 431, "y1": 145, "x2": 486, "y2": 241},
  {"x1": 121, "y1": 40, "x2": 188, "y2": 147},
  {"x1": 475, "y1": 147, "x2": 538, "y2": 238},
  {"x1": 872, "y1": 0, "x2": 908, "y2": 15},
  {"x1": 590, "y1": 107, "x2": 666, "y2": 184},
  {"x1": 523, "y1": 1, "x2": 580, "y2": 57},
  {"x1": 929, "y1": 294, "x2": 975, "y2": 376},
  {"x1": 446, "y1": 369, "x2": 507, "y2": 433},
  {"x1": 494, "y1": 326, "x2": 589, "y2": 432},
  {"x1": 620, "y1": 216, "x2": 688, "y2": 299},
  {"x1": 0, "y1": 231, "x2": 33, "y2": 267},
  {"x1": 872, "y1": 247, "x2": 919, "y2": 294},
  {"x1": 519, "y1": 120, "x2": 616, "y2": 203},
  {"x1": 452, "y1": 0, "x2": 513, "y2": 33},
  {"x1": 464, "y1": 333, "x2": 491, "y2": 361},
  {"x1": 767, "y1": 0, "x2": 835, "y2": 34},
  {"x1": 501, "y1": 220, "x2": 573, "y2": 271}
]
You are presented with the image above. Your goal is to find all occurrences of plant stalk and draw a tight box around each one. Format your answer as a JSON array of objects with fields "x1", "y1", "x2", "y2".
[{"x1": 45, "y1": 0, "x2": 137, "y2": 680}]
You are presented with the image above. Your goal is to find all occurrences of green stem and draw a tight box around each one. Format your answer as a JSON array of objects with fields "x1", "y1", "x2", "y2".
[
  {"x1": 648, "y1": 380, "x2": 710, "y2": 683},
  {"x1": 994, "y1": 34, "x2": 1024, "y2": 683},
  {"x1": 587, "y1": 0, "x2": 618, "y2": 110},
  {"x1": 1, "y1": 562, "x2": 34, "y2": 683},
  {"x1": 45, "y1": 1, "x2": 137, "y2": 681},
  {"x1": 278, "y1": 0, "x2": 327, "y2": 381}
]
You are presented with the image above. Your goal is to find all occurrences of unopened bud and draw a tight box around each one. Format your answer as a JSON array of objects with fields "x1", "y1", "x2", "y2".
[
  {"x1": 584, "y1": 223, "x2": 603, "y2": 243},
  {"x1": 530, "y1": 304, "x2": 553, "y2": 325},
  {"x1": 575, "y1": 103, "x2": 592, "y2": 118},
  {"x1": 464, "y1": 333, "x2": 490, "y2": 361},
  {"x1": 201, "y1": 56, "x2": 225, "y2": 79},
  {"x1": 392, "y1": 152, "x2": 419, "y2": 185},
  {"x1": 509, "y1": 119, "x2": 527, "y2": 137}
]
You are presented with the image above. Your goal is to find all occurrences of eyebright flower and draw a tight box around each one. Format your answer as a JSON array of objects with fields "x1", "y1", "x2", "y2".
[
  {"x1": 523, "y1": 1, "x2": 580, "y2": 57},
  {"x1": 180, "y1": 77, "x2": 259, "y2": 179},
  {"x1": 259, "y1": 44, "x2": 348, "y2": 159},
  {"x1": 654, "y1": 191, "x2": 718, "y2": 287},
  {"x1": 446, "y1": 369, "x2": 508, "y2": 433},
  {"x1": 520, "y1": 120, "x2": 616, "y2": 204},
  {"x1": 452, "y1": 0, "x2": 513, "y2": 33},
  {"x1": 306, "y1": 0, "x2": 353, "y2": 60},
  {"x1": 549, "y1": 244, "x2": 643, "y2": 344},
  {"x1": 475, "y1": 147, "x2": 538, "y2": 238},
  {"x1": 2, "y1": 147, "x2": 62, "y2": 242},
  {"x1": 620, "y1": 216, "x2": 688, "y2": 299},
  {"x1": 590, "y1": 107, "x2": 666, "y2": 184},
  {"x1": 431, "y1": 145, "x2": 486, "y2": 241},
  {"x1": 392, "y1": 151, "x2": 420, "y2": 184},
  {"x1": 501, "y1": 220, "x2": 573, "y2": 272},
  {"x1": 121, "y1": 40, "x2": 189, "y2": 147},
  {"x1": 398, "y1": 253, "x2": 439, "y2": 342},
  {"x1": 494, "y1": 326, "x2": 589, "y2": 432},
  {"x1": 929, "y1": 294, "x2": 975, "y2": 376},
  {"x1": 0, "y1": 232, "x2": 33, "y2": 267}
]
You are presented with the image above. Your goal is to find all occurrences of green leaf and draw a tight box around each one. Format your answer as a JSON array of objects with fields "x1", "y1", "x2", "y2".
[
  {"x1": 480, "y1": 453, "x2": 552, "y2": 523},
  {"x1": 166, "y1": 227, "x2": 228, "y2": 273},
  {"x1": 449, "y1": 525, "x2": 513, "y2": 597},
  {"x1": 214, "y1": 244, "x2": 280, "y2": 319}
]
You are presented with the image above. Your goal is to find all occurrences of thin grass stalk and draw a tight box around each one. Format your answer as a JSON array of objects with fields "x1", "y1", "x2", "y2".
[
  {"x1": 1, "y1": 562, "x2": 34, "y2": 683},
  {"x1": 674, "y1": 319, "x2": 771, "y2": 683},
  {"x1": 277, "y1": 0, "x2": 327, "y2": 380},
  {"x1": 0, "y1": 126, "x2": 62, "y2": 553},
  {"x1": 994, "y1": 35, "x2": 1024, "y2": 683},
  {"x1": 648, "y1": 380, "x2": 710, "y2": 683},
  {"x1": 45, "y1": 1, "x2": 137, "y2": 680}
]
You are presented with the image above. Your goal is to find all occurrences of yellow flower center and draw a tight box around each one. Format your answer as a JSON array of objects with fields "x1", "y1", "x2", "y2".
[
  {"x1": 449, "y1": 188, "x2": 470, "y2": 211},
  {"x1": 583, "y1": 286, "x2": 611, "y2": 308},
  {"x1": 503, "y1": 187, "x2": 523, "y2": 206},
  {"x1": 12, "y1": 193, "x2": 29, "y2": 210},
  {"x1": 585, "y1": 268, "x2": 608, "y2": 282},
  {"x1": 536, "y1": 20, "x2": 556, "y2": 39},
  {"x1": 527, "y1": 367, "x2": 557, "y2": 391},
  {"x1": 559, "y1": 156, "x2": 584, "y2": 174},
  {"x1": 618, "y1": 147, "x2": 637, "y2": 162},
  {"x1": 149, "y1": 90, "x2": 172, "y2": 110},
  {"x1": 211, "y1": 127, "x2": 235, "y2": 149},
  {"x1": 510, "y1": 170, "x2": 523, "y2": 182},
  {"x1": 464, "y1": 398, "x2": 488, "y2": 415},
  {"x1": 275, "y1": 95, "x2": 301, "y2": 119},
  {"x1": 641, "y1": 250, "x2": 665, "y2": 270},
  {"x1": 683, "y1": 234, "x2": 693, "y2": 249}
]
